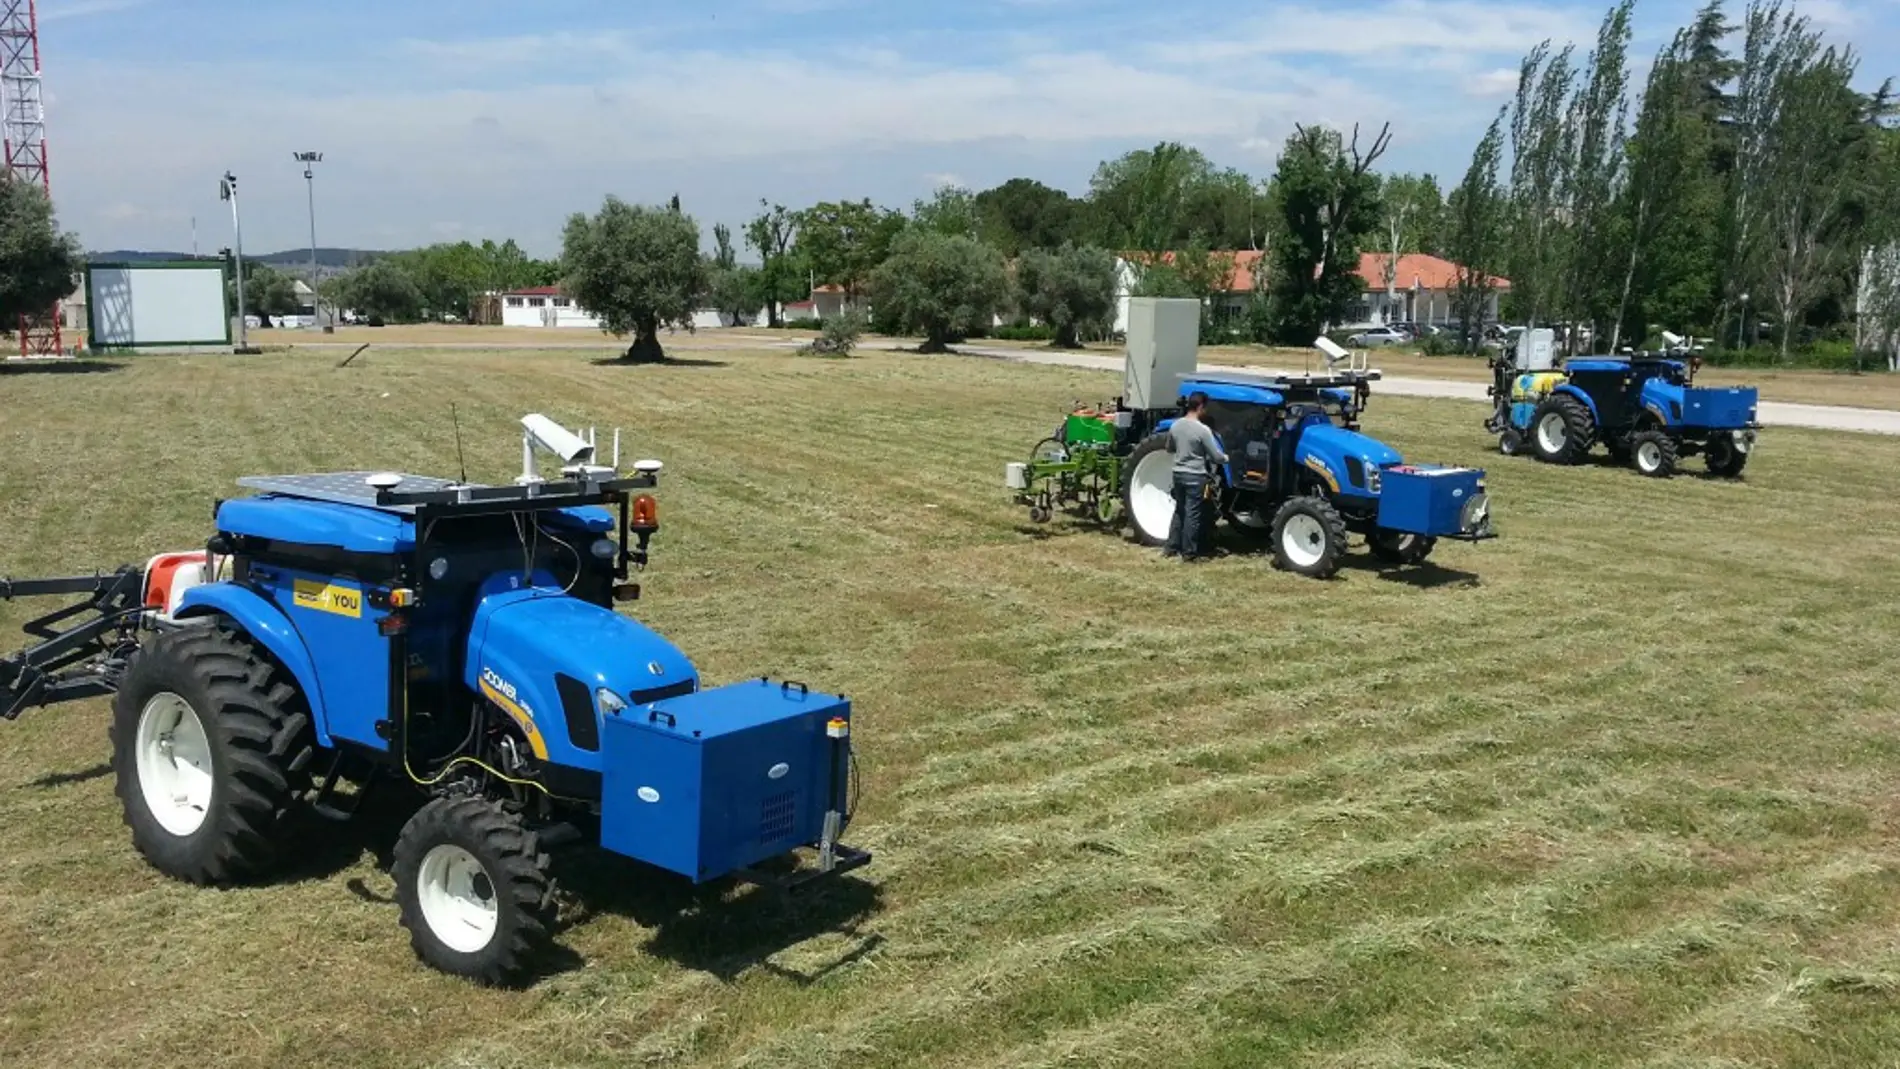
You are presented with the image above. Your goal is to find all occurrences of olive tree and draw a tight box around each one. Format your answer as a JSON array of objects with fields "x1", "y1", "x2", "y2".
[
  {"x1": 868, "y1": 230, "x2": 1007, "y2": 353},
  {"x1": 0, "y1": 176, "x2": 79, "y2": 328},
  {"x1": 1014, "y1": 244, "x2": 1118, "y2": 348},
  {"x1": 561, "y1": 197, "x2": 706, "y2": 362}
]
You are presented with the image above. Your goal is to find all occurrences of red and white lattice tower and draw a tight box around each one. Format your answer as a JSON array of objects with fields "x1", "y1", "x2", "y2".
[{"x1": 0, "y1": 0, "x2": 62, "y2": 356}]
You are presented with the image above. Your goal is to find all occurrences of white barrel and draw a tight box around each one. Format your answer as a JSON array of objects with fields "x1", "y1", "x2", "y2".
[{"x1": 1004, "y1": 462, "x2": 1028, "y2": 490}]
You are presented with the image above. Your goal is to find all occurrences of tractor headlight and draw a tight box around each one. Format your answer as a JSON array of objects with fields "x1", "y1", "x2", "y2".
[
  {"x1": 1366, "y1": 465, "x2": 1383, "y2": 493},
  {"x1": 596, "y1": 688, "x2": 627, "y2": 716},
  {"x1": 1460, "y1": 491, "x2": 1491, "y2": 533},
  {"x1": 590, "y1": 538, "x2": 618, "y2": 561}
]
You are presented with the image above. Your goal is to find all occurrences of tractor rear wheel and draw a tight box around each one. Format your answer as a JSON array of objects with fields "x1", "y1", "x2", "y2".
[
  {"x1": 1705, "y1": 432, "x2": 1749, "y2": 478},
  {"x1": 394, "y1": 796, "x2": 554, "y2": 987},
  {"x1": 110, "y1": 624, "x2": 315, "y2": 885},
  {"x1": 1369, "y1": 529, "x2": 1437, "y2": 566},
  {"x1": 1269, "y1": 496, "x2": 1349, "y2": 579},
  {"x1": 1630, "y1": 430, "x2": 1679, "y2": 478},
  {"x1": 1530, "y1": 395, "x2": 1595, "y2": 465},
  {"x1": 1120, "y1": 434, "x2": 1176, "y2": 547}
]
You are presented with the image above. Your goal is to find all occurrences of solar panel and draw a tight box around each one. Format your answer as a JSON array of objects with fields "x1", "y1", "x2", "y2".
[{"x1": 236, "y1": 472, "x2": 473, "y2": 513}]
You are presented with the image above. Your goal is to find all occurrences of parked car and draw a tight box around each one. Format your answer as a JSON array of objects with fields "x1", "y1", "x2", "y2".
[{"x1": 1347, "y1": 326, "x2": 1413, "y2": 347}]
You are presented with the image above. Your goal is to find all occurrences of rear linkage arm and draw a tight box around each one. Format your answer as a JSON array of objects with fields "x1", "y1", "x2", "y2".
[{"x1": 0, "y1": 567, "x2": 146, "y2": 721}]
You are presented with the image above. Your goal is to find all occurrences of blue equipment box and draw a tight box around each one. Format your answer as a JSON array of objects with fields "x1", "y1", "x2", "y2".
[
  {"x1": 1680, "y1": 385, "x2": 1758, "y2": 429},
  {"x1": 1375, "y1": 465, "x2": 1486, "y2": 537},
  {"x1": 600, "y1": 678, "x2": 849, "y2": 883}
]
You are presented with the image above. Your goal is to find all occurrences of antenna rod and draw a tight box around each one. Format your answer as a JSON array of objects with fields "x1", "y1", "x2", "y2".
[{"x1": 451, "y1": 402, "x2": 468, "y2": 484}]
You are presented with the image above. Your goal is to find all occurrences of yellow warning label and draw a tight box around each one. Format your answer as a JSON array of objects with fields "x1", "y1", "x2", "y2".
[{"x1": 292, "y1": 579, "x2": 363, "y2": 618}]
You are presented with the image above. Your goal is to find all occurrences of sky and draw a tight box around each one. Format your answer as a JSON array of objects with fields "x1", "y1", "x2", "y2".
[{"x1": 28, "y1": 0, "x2": 1899, "y2": 258}]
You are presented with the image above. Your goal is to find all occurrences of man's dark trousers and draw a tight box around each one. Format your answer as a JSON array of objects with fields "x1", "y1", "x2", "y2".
[{"x1": 1164, "y1": 473, "x2": 1209, "y2": 559}]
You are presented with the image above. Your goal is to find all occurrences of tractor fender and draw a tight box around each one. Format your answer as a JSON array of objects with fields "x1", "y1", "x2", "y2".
[
  {"x1": 465, "y1": 582, "x2": 699, "y2": 772},
  {"x1": 1551, "y1": 383, "x2": 1601, "y2": 425},
  {"x1": 1295, "y1": 423, "x2": 1401, "y2": 500},
  {"x1": 174, "y1": 583, "x2": 335, "y2": 749}
]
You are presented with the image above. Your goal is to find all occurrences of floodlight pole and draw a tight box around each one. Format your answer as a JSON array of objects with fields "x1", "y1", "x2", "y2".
[
  {"x1": 221, "y1": 171, "x2": 249, "y2": 352},
  {"x1": 295, "y1": 151, "x2": 323, "y2": 328}
]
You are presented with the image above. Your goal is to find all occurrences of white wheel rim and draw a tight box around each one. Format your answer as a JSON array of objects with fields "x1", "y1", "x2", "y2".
[
  {"x1": 1387, "y1": 533, "x2": 1417, "y2": 553},
  {"x1": 135, "y1": 692, "x2": 214, "y2": 837},
  {"x1": 1128, "y1": 449, "x2": 1176, "y2": 543},
  {"x1": 1537, "y1": 413, "x2": 1567, "y2": 453},
  {"x1": 417, "y1": 844, "x2": 500, "y2": 954},
  {"x1": 1638, "y1": 442, "x2": 1661, "y2": 472},
  {"x1": 1281, "y1": 513, "x2": 1328, "y2": 567}
]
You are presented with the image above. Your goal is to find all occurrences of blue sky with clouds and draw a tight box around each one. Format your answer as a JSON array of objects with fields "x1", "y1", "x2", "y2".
[{"x1": 32, "y1": 0, "x2": 1895, "y2": 257}]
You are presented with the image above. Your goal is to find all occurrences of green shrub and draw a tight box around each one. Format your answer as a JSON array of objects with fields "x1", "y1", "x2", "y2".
[
  {"x1": 802, "y1": 309, "x2": 865, "y2": 357},
  {"x1": 991, "y1": 323, "x2": 1055, "y2": 342}
]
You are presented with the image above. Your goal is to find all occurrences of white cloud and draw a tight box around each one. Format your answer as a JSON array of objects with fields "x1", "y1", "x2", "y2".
[
  {"x1": 38, "y1": 0, "x2": 147, "y2": 22},
  {"x1": 50, "y1": 5, "x2": 1595, "y2": 252}
]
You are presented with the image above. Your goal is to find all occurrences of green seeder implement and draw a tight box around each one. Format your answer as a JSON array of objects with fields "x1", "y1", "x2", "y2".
[{"x1": 1006, "y1": 406, "x2": 1129, "y2": 525}]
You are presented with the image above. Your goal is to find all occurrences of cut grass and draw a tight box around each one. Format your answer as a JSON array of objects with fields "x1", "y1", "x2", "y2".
[{"x1": 0, "y1": 345, "x2": 1897, "y2": 1068}]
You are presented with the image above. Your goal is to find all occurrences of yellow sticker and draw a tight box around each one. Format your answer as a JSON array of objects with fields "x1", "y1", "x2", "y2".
[
  {"x1": 1303, "y1": 455, "x2": 1340, "y2": 493},
  {"x1": 292, "y1": 578, "x2": 363, "y2": 618}
]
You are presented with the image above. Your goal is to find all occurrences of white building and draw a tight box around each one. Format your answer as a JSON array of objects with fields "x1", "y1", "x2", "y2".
[{"x1": 499, "y1": 286, "x2": 602, "y2": 329}]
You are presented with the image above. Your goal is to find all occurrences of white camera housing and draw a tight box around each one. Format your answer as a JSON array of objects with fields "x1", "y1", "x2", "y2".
[
  {"x1": 1314, "y1": 336, "x2": 1352, "y2": 366},
  {"x1": 521, "y1": 413, "x2": 595, "y2": 464}
]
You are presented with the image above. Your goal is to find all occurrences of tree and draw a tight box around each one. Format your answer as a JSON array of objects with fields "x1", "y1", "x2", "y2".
[
  {"x1": 1445, "y1": 115, "x2": 1509, "y2": 351},
  {"x1": 1086, "y1": 142, "x2": 1216, "y2": 252},
  {"x1": 1759, "y1": 46, "x2": 1864, "y2": 361},
  {"x1": 745, "y1": 201, "x2": 804, "y2": 328},
  {"x1": 0, "y1": 176, "x2": 79, "y2": 329},
  {"x1": 972, "y1": 178, "x2": 1080, "y2": 257},
  {"x1": 1563, "y1": 0, "x2": 1636, "y2": 349},
  {"x1": 1265, "y1": 123, "x2": 1390, "y2": 344},
  {"x1": 912, "y1": 185, "x2": 982, "y2": 239},
  {"x1": 230, "y1": 261, "x2": 303, "y2": 319},
  {"x1": 867, "y1": 230, "x2": 1007, "y2": 352},
  {"x1": 1505, "y1": 41, "x2": 1578, "y2": 327},
  {"x1": 330, "y1": 260, "x2": 425, "y2": 323},
  {"x1": 561, "y1": 196, "x2": 706, "y2": 362},
  {"x1": 794, "y1": 199, "x2": 905, "y2": 303},
  {"x1": 1014, "y1": 244, "x2": 1119, "y2": 348},
  {"x1": 705, "y1": 222, "x2": 761, "y2": 327},
  {"x1": 1376, "y1": 173, "x2": 1445, "y2": 320}
]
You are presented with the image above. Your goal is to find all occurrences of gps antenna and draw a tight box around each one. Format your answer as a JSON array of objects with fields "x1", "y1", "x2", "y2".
[{"x1": 451, "y1": 403, "x2": 469, "y2": 484}]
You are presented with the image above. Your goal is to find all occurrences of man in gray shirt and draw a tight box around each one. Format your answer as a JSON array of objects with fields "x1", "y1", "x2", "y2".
[{"x1": 1164, "y1": 391, "x2": 1228, "y2": 560}]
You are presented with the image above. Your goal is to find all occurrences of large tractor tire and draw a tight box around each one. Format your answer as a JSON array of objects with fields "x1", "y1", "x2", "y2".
[
  {"x1": 1630, "y1": 429, "x2": 1679, "y2": 478},
  {"x1": 1120, "y1": 434, "x2": 1177, "y2": 547},
  {"x1": 1369, "y1": 529, "x2": 1437, "y2": 566},
  {"x1": 1269, "y1": 495, "x2": 1349, "y2": 579},
  {"x1": 394, "y1": 796, "x2": 555, "y2": 987},
  {"x1": 1704, "y1": 431, "x2": 1750, "y2": 478},
  {"x1": 110, "y1": 624, "x2": 315, "y2": 885},
  {"x1": 1529, "y1": 395, "x2": 1596, "y2": 465}
]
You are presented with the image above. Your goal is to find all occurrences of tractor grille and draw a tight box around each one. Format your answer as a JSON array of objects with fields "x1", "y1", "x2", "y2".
[
  {"x1": 760, "y1": 791, "x2": 796, "y2": 843},
  {"x1": 630, "y1": 679, "x2": 696, "y2": 706}
]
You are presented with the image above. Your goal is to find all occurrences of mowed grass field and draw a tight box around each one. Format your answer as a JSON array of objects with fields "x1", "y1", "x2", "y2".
[{"x1": 2, "y1": 343, "x2": 1898, "y2": 1069}]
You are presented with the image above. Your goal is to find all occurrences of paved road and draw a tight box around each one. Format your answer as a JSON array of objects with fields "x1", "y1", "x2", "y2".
[{"x1": 846, "y1": 340, "x2": 1900, "y2": 437}]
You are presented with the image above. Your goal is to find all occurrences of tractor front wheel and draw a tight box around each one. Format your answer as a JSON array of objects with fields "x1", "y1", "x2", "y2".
[
  {"x1": 1704, "y1": 432, "x2": 1750, "y2": 478},
  {"x1": 1269, "y1": 496, "x2": 1349, "y2": 579},
  {"x1": 1120, "y1": 435, "x2": 1176, "y2": 547},
  {"x1": 1530, "y1": 395, "x2": 1595, "y2": 465},
  {"x1": 110, "y1": 624, "x2": 315, "y2": 885},
  {"x1": 1369, "y1": 529, "x2": 1437, "y2": 566},
  {"x1": 394, "y1": 796, "x2": 555, "y2": 987},
  {"x1": 1498, "y1": 427, "x2": 1525, "y2": 456},
  {"x1": 1630, "y1": 430, "x2": 1679, "y2": 478}
]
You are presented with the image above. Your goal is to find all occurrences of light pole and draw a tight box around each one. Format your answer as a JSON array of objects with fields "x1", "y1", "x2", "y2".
[
  {"x1": 219, "y1": 171, "x2": 251, "y2": 352},
  {"x1": 1737, "y1": 293, "x2": 1750, "y2": 351},
  {"x1": 294, "y1": 151, "x2": 324, "y2": 329}
]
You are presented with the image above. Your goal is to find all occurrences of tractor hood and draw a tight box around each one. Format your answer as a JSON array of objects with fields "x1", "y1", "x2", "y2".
[
  {"x1": 464, "y1": 586, "x2": 699, "y2": 770},
  {"x1": 1295, "y1": 423, "x2": 1403, "y2": 498}
]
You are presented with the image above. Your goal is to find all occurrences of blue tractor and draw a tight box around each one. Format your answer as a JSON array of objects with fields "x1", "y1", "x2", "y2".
[
  {"x1": 1011, "y1": 329, "x2": 1497, "y2": 579},
  {"x1": 1487, "y1": 331, "x2": 1760, "y2": 478},
  {"x1": 0, "y1": 415, "x2": 868, "y2": 986}
]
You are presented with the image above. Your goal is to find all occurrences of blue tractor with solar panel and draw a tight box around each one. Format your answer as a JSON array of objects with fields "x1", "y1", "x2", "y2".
[
  {"x1": 1007, "y1": 299, "x2": 1497, "y2": 579},
  {"x1": 0, "y1": 414, "x2": 868, "y2": 987},
  {"x1": 1486, "y1": 328, "x2": 1761, "y2": 478}
]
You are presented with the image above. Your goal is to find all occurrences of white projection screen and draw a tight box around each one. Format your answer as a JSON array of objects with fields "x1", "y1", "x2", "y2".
[{"x1": 87, "y1": 262, "x2": 231, "y2": 349}]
